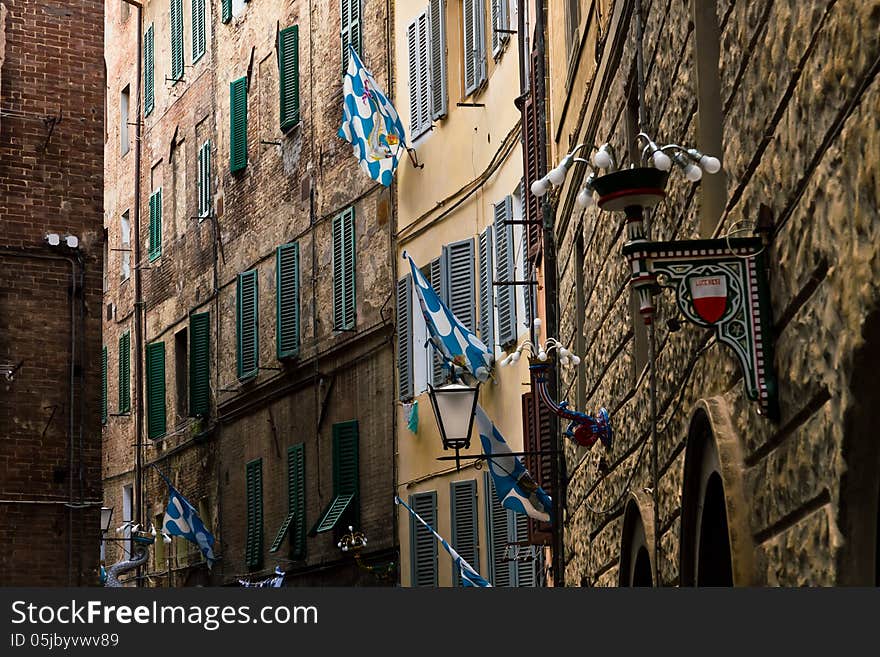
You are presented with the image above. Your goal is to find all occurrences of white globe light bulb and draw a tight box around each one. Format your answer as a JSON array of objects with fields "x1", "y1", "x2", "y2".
[
  {"x1": 530, "y1": 177, "x2": 551, "y2": 197},
  {"x1": 559, "y1": 355, "x2": 569, "y2": 367},
  {"x1": 700, "y1": 155, "x2": 721, "y2": 174},
  {"x1": 533, "y1": 317, "x2": 542, "y2": 329},
  {"x1": 559, "y1": 347, "x2": 570, "y2": 358},
  {"x1": 685, "y1": 164, "x2": 703, "y2": 182},
  {"x1": 537, "y1": 351, "x2": 547, "y2": 362},
  {"x1": 652, "y1": 150, "x2": 672, "y2": 171},
  {"x1": 511, "y1": 352, "x2": 521, "y2": 363},
  {"x1": 592, "y1": 150, "x2": 613, "y2": 169},
  {"x1": 571, "y1": 355, "x2": 582, "y2": 366},
  {"x1": 576, "y1": 187, "x2": 595, "y2": 208},
  {"x1": 547, "y1": 164, "x2": 568, "y2": 186}
]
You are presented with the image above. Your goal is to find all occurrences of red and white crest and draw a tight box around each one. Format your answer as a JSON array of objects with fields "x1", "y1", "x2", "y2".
[{"x1": 689, "y1": 274, "x2": 728, "y2": 323}]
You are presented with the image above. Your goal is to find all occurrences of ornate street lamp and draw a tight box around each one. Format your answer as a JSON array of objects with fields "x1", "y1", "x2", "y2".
[
  {"x1": 427, "y1": 381, "x2": 481, "y2": 471},
  {"x1": 100, "y1": 507, "x2": 114, "y2": 534}
]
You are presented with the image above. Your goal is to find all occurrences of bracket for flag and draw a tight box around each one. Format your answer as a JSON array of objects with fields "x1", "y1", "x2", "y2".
[{"x1": 406, "y1": 147, "x2": 424, "y2": 169}]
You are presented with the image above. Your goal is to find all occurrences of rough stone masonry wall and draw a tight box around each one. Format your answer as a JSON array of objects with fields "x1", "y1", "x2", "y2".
[
  {"x1": 0, "y1": 0, "x2": 104, "y2": 585},
  {"x1": 557, "y1": 0, "x2": 880, "y2": 586}
]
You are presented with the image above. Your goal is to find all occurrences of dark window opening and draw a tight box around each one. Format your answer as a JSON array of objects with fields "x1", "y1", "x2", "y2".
[
  {"x1": 697, "y1": 472, "x2": 733, "y2": 586},
  {"x1": 632, "y1": 547, "x2": 653, "y2": 587}
]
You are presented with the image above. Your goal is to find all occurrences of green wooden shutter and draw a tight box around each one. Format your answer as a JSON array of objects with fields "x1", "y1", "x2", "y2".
[
  {"x1": 450, "y1": 479, "x2": 478, "y2": 587},
  {"x1": 144, "y1": 24, "x2": 155, "y2": 116},
  {"x1": 221, "y1": 0, "x2": 231, "y2": 23},
  {"x1": 198, "y1": 140, "x2": 212, "y2": 218},
  {"x1": 332, "y1": 420, "x2": 359, "y2": 497},
  {"x1": 410, "y1": 491, "x2": 438, "y2": 586},
  {"x1": 396, "y1": 274, "x2": 413, "y2": 400},
  {"x1": 237, "y1": 270, "x2": 259, "y2": 379},
  {"x1": 146, "y1": 341, "x2": 166, "y2": 439},
  {"x1": 278, "y1": 26, "x2": 300, "y2": 131},
  {"x1": 276, "y1": 243, "x2": 300, "y2": 359},
  {"x1": 245, "y1": 459, "x2": 264, "y2": 570},
  {"x1": 288, "y1": 444, "x2": 306, "y2": 559},
  {"x1": 478, "y1": 227, "x2": 495, "y2": 347},
  {"x1": 192, "y1": 0, "x2": 206, "y2": 62},
  {"x1": 148, "y1": 189, "x2": 162, "y2": 261},
  {"x1": 119, "y1": 331, "x2": 131, "y2": 413},
  {"x1": 332, "y1": 208, "x2": 356, "y2": 331},
  {"x1": 485, "y1": 472, "x2": 512, "y2": 586},
  {"x1": 101, "y1": 346, "x2": 108, "y2": 425},
  {"x1": 341, "y1": 0, "x2": 362, "y2": 67},
  {"x1": 230, "y1": 77, "x2": 248, "y2": 172},
  {"x1": 170, "y1": 0, "x2": 184, "y2": 81},
  {"x1": 495, "y1": 196, "x2": 516, "y2": 345},
  {"x1": 189, "y1": 312, "x2": 210, "y2": 417}
]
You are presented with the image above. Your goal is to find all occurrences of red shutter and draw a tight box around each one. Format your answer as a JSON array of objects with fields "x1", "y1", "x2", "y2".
[{"x1": 522, "y1": 391, "x2": 553, "y2": 545}]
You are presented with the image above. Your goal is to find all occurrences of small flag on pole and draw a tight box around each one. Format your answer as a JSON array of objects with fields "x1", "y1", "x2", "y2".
[
  {"x1": 395, "y1": 496, "x2": 491, "y2": 587},
  {"x1": 156, "y1": 469, "x2": 216, "y2": 569},
  {"x1": 338, "y1": 44, "x2": 407, "y2": 186}
]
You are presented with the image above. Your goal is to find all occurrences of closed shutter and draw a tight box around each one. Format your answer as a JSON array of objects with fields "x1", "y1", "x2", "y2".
[
  {"x1": 523, "y1": 52, "x2": 543, "y2": 259},
  {"x1": 146, "y1": 341, "x2": 166, "y2": 439},
  {"x1": 101, "y1": 346, "x2": 108, "y2": 425},
  {"x1": 463, "y1": 0, "x2": 486, "y2": 96},
  {"x1": 429, "y1": 0, "x2": 447, "y2": 119},
  {"x1": 197, "y1": 140, "x2": 212, "y2": 218},
  {"x1": 245, "y1": 459, "x2": 264, "y2": 570},
  {"x1": 148, "y1": 189, "x2": 162, "y2": 261},
  {"x1": 221, "y1": 0, "x2": 231, "y2": 23},
  {"x1": 118, "y1": 331, "x2": 131, "y2": 413},
  {"x1": 170, "y1": 0, "x2": 184, "y2": 81},
  {"x1": 279, "y1": 26, "x2": 300, "y2": 131},
  {"x1": 407, "y1": 12, "x2": 431, "y2": 139},
  {"x1": 495, "y1": 197, "x2": 516, "y2": 345},
  {"x1": 520, "y1": 180, "x2": 534, "y2": 328},
  {"x1": 522, "y1": 391, "x2": 553, "y2": 544},
  {"x1": 491, "y1": 0, "x2": 509, "y2": 55},
  {"x1": 444, "y1": 238, "x2": 476, "y2": 334},
  {"x1": 450, "y1": 479, "x2": 478, "y2": 587},
  {"x1": 288, "y1": 444, "x2": 306, "y2": 559},
  {"x1": 341, "y1": 0, "x2": 362, "y2": 66},
  {"x1": 478, "y1": 227, "x2": 494, "y2": 348},
  {"x1": 189, "y1": 312, "x2": 210, "y2": 417},
  {"x1": 410, "y1": 491, "x2": 438, "y2": 587},
  {"x1": 230, "y1": 77, "x2": 248, "y2": 172},
  {"x1": 237, "y1": 270, "x2": 259, "y2": 379},
  {"x1": 276, "y1": 243, "x2": 300, "y2": 359},
  {"x1": 428, "y1": 257, "x2": 445, "y2": 386},
  {"x1": 333, "y1": 421, "x2": 359, "y2": 497},
  {"x1": 144, "y1": 24, "x2": 155, "y2": 116},
  {"x1": 514, "y1": 512, "x2": 539, "y2": 586},
  {"x1": 192, "y1": 0, "x2": 206, "y2": 62},
  {"x1": 397, "y1": 275, "x2": 414, "y2": 400},
  {"x1": 332, "y1": 208, "x2": 356, "y2": 331},
  {"x1": 485, "y1": 472, "x2": 512, "y2": 586}
]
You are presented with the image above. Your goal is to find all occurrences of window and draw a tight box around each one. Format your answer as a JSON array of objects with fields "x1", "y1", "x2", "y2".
[
  {"x1": 245, "y1": 459, "x2": 264, "y2": 570},
  {"x1": 429, "y1": 0, "x2": 448, "y2": 119},
  {"x1": 189, "y1": 312, "x2": 210, "y2": 417},
  {"x1": 144, "y1": 24, "x2": 155, "y2": 116},
  {"x1": 146, "y1": 341, "x2": 166, "y2": 439},
  {"x1": 174, "y1": 327, "x2": 188, "y2": 421},
  {"x1": 170, "y1": 0, "x2": 184, "y2": 82},
  {"x1": 408, "y1": 10, "x2": 431, "y2": 139},
  {"x1": 271, "y1": 444, "x2": 306, "y2": 559},
  {"x1": 397, "y1": 274, "x2": 413, "y2": 400},
  {"x1": 332, "y1": 208, "x2": 357, "y2": 331},
  {"x1": 565, "y1": 0, "x2": 580, "y2": 56},
  {"x1": 122, "y1": 484, "x2": 133, "y2": 559},
  {"x1": 237, "y1": 270, "x2": 259, "y2": 380},
  {"x1": 120, "y1": 211, "x2": 131, "y2": 280},
  {"x1": 494, "y1": 197, "x2": 516, "y2": 346},
  {"x1": 410, "y1": 491, "x2": 438, "y2": 586},
  {"x1": 101, "y1": 346, "x2": 108, "y2": 425},
  {"x1": 450, "y1": 479, "x2": 478, "y2": 587},
  {"x1": 490, "y1": 0, "x2": 509, "y2": 56},
  {"x1": 221, "y1": 0, "x2": 231, "y2": 24},
  {"x1": 230, "y1": 77, "x2": 248, "y2": 172},
  {"x1": 119, "y1": 331, "x2": 131, "y2": 414},
  {"x1": 485, "y1": 472, "x2": 540, "y2": 586},
  {"x1": 340, "y1": 0, "x2": 362, "y2": 66},
  {"x1": 462, "y1": 0, "x2": 487, "y2": 96},
  {"x1": 276, "y1": 243, "x2": 300, "y2": 359},
  {"x1": 478, "y1": 227, "x2": 495, "y2": 349},
  {"x1": 278, "y1": 26, "x2": 300, "y2": 131},
  {"x1": 192, "y1": 0, "x2": 206, "y2": 63},
  {"x1": 120, "y1": 85, "x2": 130, "y2": 156},
  {"x1": 148, "y1": 189, "x2": 162, "y2": 261},
  {"x1": 120, "y1": 0, "x2": 130, "y2": 21},
  {"x1": 312, "y1": 421, "x2": 359, "y2": 534},
  {"x1": 197, "y1": 140, "x2": 212, "y2": 219}
]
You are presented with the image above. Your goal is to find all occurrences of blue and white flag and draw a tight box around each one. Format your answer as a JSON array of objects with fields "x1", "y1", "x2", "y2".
[
  {"x1": 395, "y1": 496, "x2": 491, "y2": 587},
  {"x1": 475, "y1": 405, "x2": 552, "y2": 523},
  {"x1": 239, "y1": 566, "x2": 285, "y2": 588},
  {"x1": 158, "y1": 471, "x2": 216, "y2": 569},
  {"x1": 405, "y1": 252, "x2": 494, "y2": 383},
  {"x1": 338, "y1": 44, "x2": 407, "y2": 186}
]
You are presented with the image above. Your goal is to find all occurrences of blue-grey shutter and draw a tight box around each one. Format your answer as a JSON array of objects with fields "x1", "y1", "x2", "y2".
[
  {"x1": 407, "y1": 12, "x2": 431, "y2": 139},
  {"x1": 429, "y1": 258, "x2": 445, "y2": 386},
  {"x1": 444, "y1": 238, "x2": 475, "y2": 333},
  {"x1": 410, "y1": 491, "x2": 438, "y2": 586},
  {"x1": 397, "y1": 275, "x2": 414, "y2": 400},
  {"x1": 491, "y1": 0, "x2": 509, "y2": 56},
  {"x1": 495, "y1": 196, "x2": 516, "y2": 345},
  {"x1": 485, "y1": 472, "x2": 513, "y2": 586},
  {"x1": 513, "y1": 511, "x2": 539, "y2": 586},
  {"x1": 463, "y1": 0, "x2": 486, "y2": 95},
  {"x1": 478, "y1": 227, "x2": 494, "y2": 348},
  {"x1": 429, "y1": 0, "x2": 447, "y2": 119},
  {"x1": 450, "y1": 479, "x2": 478, "y2": 587},
  {"x1": 341, "y1": 0, "x2": 362, "y2": 65},
  {"x1": 520, "y1": 182, "x2": 533, "y2": 329}
]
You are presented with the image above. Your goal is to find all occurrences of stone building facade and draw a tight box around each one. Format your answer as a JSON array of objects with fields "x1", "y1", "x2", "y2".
[
  {"x1": 546, "y1": 0, "x2": 880, "y2": 586},
  {"x1": 0, "y1": 0, "x2": 104, "y2": 585},
  {"x1": 103, "y1": 0, "x2": 396, "y2": 586}
]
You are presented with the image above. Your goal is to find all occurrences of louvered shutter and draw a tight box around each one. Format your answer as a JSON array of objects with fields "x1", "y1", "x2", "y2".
[
  {"x1": 101, "y1": 346, "x2": 107, "y2": 425},
  {"x1": 192, "y1": 0, "x2": 206, "y2": 62},
  {"x1": 341, "y1": 0, "x2": 362, "y2": 66},
  {"x1": 410, "y1": 492, "x2": 438, "y2": 586},
  {"x1": 407, "y1": 13, "x2": 431, "y2": 139},
  {"x1": 523, "y1": 52, "x2": 543, "y2": 259},
  {"x1": 332, "y1": 208, "x2": 356, "y2": 331},
  {"x1": 236, "y1": 270, "x2": 259, "y2": 379},
  {"x1": 397, "y1": 275, "x2": 414, "y2": 400},
  {"x1": 146, "y1": 341, "x2": 166, "y2": 439},
  {"x1": 245, "y1": 459, "x2": 264, "y2": 570},
  {"x1": 333, "y1": 420, "x2": 359, "y2": 526},
  {"x1": 522, "y1": 391, "x2": 553, "y2": 544},
  {"x1": 450, "y1": 480, "x2": 478, "y2": 586},
  {"x1": 276, "y1": 243, "x2": 300, "y2": 359},
  {"x1": 444, "y1": 238, "x2": 475, "y2": 333},
  {"x1": 513, "y1": 512, "x2": 539, "y2": 586},
  {"x1": 478, "y1": 227, "x2": 495, "y2": 347},
  {"x1": 189, "y1": 312, "x2": 210, "y2": 417},
  {"x1": 119, "y1": 331, "x2": 131, "y2": 413},
  {"x1": 221, "y1": 0, "x2": 231, "y2": 23},
  {"x1": 285, "y1": 444, "x2": 306, "y2": 559},
  {"x1": 170, "y1": 0, "x2": 184, "y2": 81},
  {"x1": 485, "y1": 472, "x2": 512, "y2": 585},
  {"x1": 149, "y1": 189, "x2": 162, "y2": 261},
  {"x1": 495, "y1": 197, "x2": 516, "y2": 345},
  {"x1": 230, "y1": 77, "x2": 248, "y2": 172},
  {"x1": 429, "y1": 0, "x2": 447, "y2": 119},
  {"x1": 144, "y1": 25, "x2": 154, "y2": 116},
  {"x1": 429, "y1": 257, "x2": 445, "y2": 386},
  {"x1": 520, "y1": 181, "x2": 534, "y2": 328},
  {"x1": 464, "y1": 0, "x2": 486, "y2": 95},
  {"x1": 491, "y1": 0, "x2": 509, "y2": 55},
  {"x1": 198, "y1": 140, "x2": 212, "y2": 218},
  {"x1": 279, "y1": 26, "x2": 300, "y2": 131}
]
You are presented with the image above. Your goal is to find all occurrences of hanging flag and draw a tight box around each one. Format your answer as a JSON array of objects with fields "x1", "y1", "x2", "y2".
[
  {"x1": 239, "y1": 566, "x2": 285, "y2": 588},
  {"x1": 405, "y1": 252, "x2": 494, "y2": 383},
  {"x1": 403, "y1": 400, "x2": 419, "y2": 433},
  {"x1": 475, "y1": 405, "x2": 552, "y2": 523},
  {"x1": 338, "y1": 44, "x2": 407, "y2": 186},
  {"x1": 395, "y1": 496, "x2": 491, "y2": 587},
  {"x1": 156, "y1": 469, "x2": 216, "y2": 569}
]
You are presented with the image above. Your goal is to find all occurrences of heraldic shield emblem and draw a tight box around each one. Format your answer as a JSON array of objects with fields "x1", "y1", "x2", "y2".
[{"x1": 689, "y1": 274, "x2": 728, "y2": 324}]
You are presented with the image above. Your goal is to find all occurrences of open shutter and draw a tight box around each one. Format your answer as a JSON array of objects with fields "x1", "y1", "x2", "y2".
[
  {"x1": 485, "y1": 472, "x2": 513, "y2": 586},
  {"x1": 279, "y1": 26, "x2": 300, "y2": 130},
  {"x1": 189, "y1": 312, "x2": 210, "y2": 417},
  {"x1": 491, "y1": 0, "x2": 509, "y2": 55},
  {"x1": 332, "y1": 209, "x2": 356, "y2": 331},
  {"x1": 101, "y1": 346, "x2": 108, "y2": 425},
  {"x1": 144, "y1": 24, "x2": 155, "y2": 116},
  {"x1": 463, "y1": 0, "x2": 476, "y2": 95},
  {"x1": 410, "y1": 491, "x2": 438, "y2": 587},
  {"x1": 198, "y1": 140, "x2": 212, "y2": 218},
  {"x1": 230, "y1": 77, "x2": 248, "y2": 172},
  {"x1": 397, "y1": 275, "x2": 414, "y2": 400},
  {"x1": 407, "y1": 13, "x2": 431, "y2": 139},
  {"x1": 149, "y1": 189, "x2": 162, "y2": 261},
  {"x1": 478, "y1": 227, "x2": 495, "y2": 347},
  {"x1": 341, "y1": 0, "x2": 362, "y2": 65},
  {"x1": 119, "y1": 331, "x2": 131, "y2": 413},
  {"x1": 429, "y1": 0, "x2": 447, "y2": 119},
  {"x1": 170, "y1": 0, "x2": 184, "y2": 81},
  {"x1": 450, "y1": 480, "x2": 478, "y2": 587},
  {"x1": 444, "y1": 238, "x2": 476, "y2": 335},
  {"x1": 245, "y1": 459, "x2": 264, "y2": 570},
  {"x1": 429, "y1": 257, "x2": 445, "y2": 386},
  {"x1": 332, "y1": 420, "x2": 359, "y2": 528},
  {"x1": 276, "y1": 243, "x2": 300, "y2": 359},
  {"x1": 192, "y1": 0, "x2": 206, "y2": 62},
  {"x1": 237, "y1": 270, "x2": 259, "y2": 379},
  {"x1": 522, "y1": 391, "x2": 553, "y2": 545},
  {"x1": 146, "y1": 341, "x2": 166, "y2": 439},
  {"x1": 221, "y1": 0, "x2": 231, "y2": 23},
  {"x1": 522, "y1": 52, "x2": 543, "y2": 259},
  {"x1": 495, "y1": 197, "x2": 516, "y2": 345}
]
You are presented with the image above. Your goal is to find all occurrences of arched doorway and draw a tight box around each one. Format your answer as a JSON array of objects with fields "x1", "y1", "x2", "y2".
[{"x1": 619, "y1": 493, "x2": 655, "y2": 587}]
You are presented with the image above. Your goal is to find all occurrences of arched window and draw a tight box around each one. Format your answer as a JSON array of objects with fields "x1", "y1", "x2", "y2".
[{"x1": 619, "y1": 496, "x2": 654, "y2": 587}]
